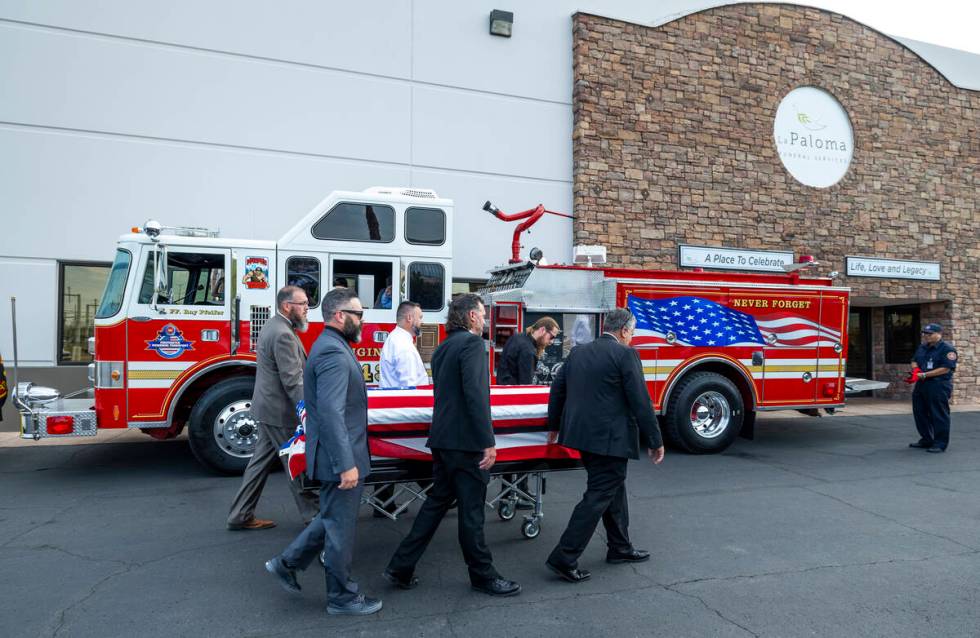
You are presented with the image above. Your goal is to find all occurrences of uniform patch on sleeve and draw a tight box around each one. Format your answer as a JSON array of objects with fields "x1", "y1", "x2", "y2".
[{"x1": 947, "y1": 351, "x2": 957, "y2": 361}]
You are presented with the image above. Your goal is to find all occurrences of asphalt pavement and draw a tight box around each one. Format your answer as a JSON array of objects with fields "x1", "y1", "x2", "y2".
[{"x1": 2, "y1": 410, "x2": 980, "y2": 638}]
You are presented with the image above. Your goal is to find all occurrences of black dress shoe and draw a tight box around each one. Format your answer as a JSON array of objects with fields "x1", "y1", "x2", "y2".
[
  {"x1": 545, "y1": 560, "x2": 592, "y2": 583},
  {"x1": 909, "y1": 440, "x2": 933, "y2": 449},
  {"x1": 927, "y1": 446, "x2": 946, "y2": 453},
  {"x1": 471, "y1": 577, "x2": 522, "y2": 597},
  {"x1": 606, "y1": 548, "x2": 651, "y2": 564},
  {"x1": 382, "y1": 568, "x2": 419, "y2": 590},
  {"x1": 264, "y1": 557, "x2": 301, "y2": 594}
]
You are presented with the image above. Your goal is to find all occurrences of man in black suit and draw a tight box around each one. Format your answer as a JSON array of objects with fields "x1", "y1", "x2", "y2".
[
  {"x1": 264, "y1": 287, "x2": 382, "y2": 616},
  {"x1": 545, "y1": 308, "x2": 665, "y2": 583},
  {"x1": 384, "y1": 293, "x2": 521, "y2": 597}
]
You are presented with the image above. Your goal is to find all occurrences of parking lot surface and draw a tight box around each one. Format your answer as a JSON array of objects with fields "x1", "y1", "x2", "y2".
[{"x1": 2, "y1": 410, "x2": 980, "y2": 637}]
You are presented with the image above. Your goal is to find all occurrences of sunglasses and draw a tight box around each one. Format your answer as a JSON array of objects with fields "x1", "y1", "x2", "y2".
[{"x1": 339, "y1": 308, "x2": 364, "y2": 319}]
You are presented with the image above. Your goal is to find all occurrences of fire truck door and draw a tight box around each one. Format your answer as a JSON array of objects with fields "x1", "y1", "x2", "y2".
[
  {"x1": 760, "y1": 293, "x2": 822, "y2": 406},
  {"x1": 126, "y1": 247, "x2": 232, "y2": 423}
]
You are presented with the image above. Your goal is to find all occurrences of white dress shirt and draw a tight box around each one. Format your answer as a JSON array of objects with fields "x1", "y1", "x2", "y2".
[{"x1": 379, "y1": 325, "x2": 429, "y2": 388}]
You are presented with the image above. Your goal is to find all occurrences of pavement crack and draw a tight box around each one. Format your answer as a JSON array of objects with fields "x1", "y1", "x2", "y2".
[
  {"x1": 662, "y1": 583, "x2": 760, "y2": 637},
  {"x1": 9, "y1": 543, "x2": 134, "y2": 567},
  {"x1": 665, "y1": 549, "x2": 979, "y2": 589},
  {"x1": 48, "y1": 564, "x2": 134, "y2": 638},
  {"x1": 802, "y1": 486, "x2": 980, "y2": 552}
]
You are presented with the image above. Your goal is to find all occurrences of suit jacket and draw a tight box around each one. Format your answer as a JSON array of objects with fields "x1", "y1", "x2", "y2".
[
  {"x1": 549, "y1": 334, "x2": 662, "y2": 459},
  {"x1": 427, "y1": 329, "x2": 495, "y2": 452},
  {"x1": 303, "y1": 326, "x2": 370, "y2": 482},
  {"x1": 496, "y1": 333, "x2": 537, "y2": 385},
  {"x1": 250, "y1": 313, "x2": 307, "y2": 428}
]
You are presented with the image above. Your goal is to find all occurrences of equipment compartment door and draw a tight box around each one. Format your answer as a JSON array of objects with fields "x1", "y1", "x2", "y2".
[
  {"x1": 489, "y1": 302, "x2": 522, "y2": 383},
  {"x1": 816, "y1": 292, "x2": 848, "y2": 404},
  {"x1": 759, "y1": 292, "x2": 823, "y2": 406},
  {"x1": 126, "y1": 246, "x2": 231, "y2": 424}
]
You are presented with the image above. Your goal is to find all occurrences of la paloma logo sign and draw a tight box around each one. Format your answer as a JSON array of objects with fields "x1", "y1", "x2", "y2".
[{"x1": 773, "y1": 86, "x2": 854, "y2": 188}]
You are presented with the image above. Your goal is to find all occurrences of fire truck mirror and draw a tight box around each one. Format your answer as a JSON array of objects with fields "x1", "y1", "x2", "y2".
[{"x1": 150, "y1": 244, "x2": 171, "y2": 309}]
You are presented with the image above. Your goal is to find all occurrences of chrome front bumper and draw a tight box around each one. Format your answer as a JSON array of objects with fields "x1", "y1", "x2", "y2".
[{"x1": 16, "y1": 383, "x2": 98, "y2": 440}]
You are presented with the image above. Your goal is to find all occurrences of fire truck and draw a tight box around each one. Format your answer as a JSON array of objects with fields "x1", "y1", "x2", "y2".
[{"x1": 12, "y1": 186, "x2": 872, "y2": 474}]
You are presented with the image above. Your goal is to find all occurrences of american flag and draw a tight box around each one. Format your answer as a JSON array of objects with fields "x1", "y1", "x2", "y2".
[{"x1": 627, "y1": 295, "x2": 840, "y2": 348}]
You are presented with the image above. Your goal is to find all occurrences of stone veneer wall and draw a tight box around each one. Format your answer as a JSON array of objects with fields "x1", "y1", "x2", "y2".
[{"x1": 572, "y1": 4, "x2": 978, "y2": 402}]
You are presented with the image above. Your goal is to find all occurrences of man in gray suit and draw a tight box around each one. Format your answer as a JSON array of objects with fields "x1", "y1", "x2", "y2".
[
  {"x1": 265, "y1": 287, "x2": 382, "y2": 616},
  {"x1": 227, "y1": 285, "x2": 319, "y2": 530}
]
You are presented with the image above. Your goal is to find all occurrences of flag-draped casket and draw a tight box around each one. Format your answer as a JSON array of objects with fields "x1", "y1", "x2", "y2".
[
  {"x1": 367, "y1": 386, "x2": 580, "y2": 462},
  {"x1": 281, "y1": 386, "x2": 580, "y2": 482}
]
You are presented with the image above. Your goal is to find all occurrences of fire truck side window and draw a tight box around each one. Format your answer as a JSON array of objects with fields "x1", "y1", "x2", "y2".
[
  {"x1": 405, "y1": 207, "x2": 446, "y2": 245},
  {"x1": 286, "y1": 256, "x2": 321, "y2": 308},
  {"x1": 138, "y1": 252, "x2": 225, "y2": 306},
  {"x1": 311, "y1": 203, "x2": 395, "y2": 243},
  {"x1": 407, "y1": 262, "x2": 445, "y2": 311},
  {"x1": 333, "y1": 259, "x2": 393, "y2": 309}
]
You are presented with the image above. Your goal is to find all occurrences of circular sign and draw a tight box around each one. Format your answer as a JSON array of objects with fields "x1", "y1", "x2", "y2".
[{"x1": 773, "y1": 87, "x2": 853, "y2": 188}]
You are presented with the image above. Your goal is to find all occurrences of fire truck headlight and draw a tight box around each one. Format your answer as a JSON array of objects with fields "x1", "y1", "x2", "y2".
[{"x1": 833, "y1": 342, "x2": 843, "y2": 353}]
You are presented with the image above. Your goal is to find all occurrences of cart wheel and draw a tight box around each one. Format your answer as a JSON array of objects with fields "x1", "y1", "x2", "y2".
[
  {"x1": 521, "y1": 518, "x2": 541, "y2": 539},
  {"x1": 497, "y1": 501, "x2": 516, "y2": 521}
]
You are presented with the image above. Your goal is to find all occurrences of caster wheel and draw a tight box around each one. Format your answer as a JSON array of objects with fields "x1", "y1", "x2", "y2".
[
  {"x1": 521, "y1": 518, "x2": 540, "y2": 539},
  {"x1": 497, "y1": 501, "x2": 516, "y2": 521}
]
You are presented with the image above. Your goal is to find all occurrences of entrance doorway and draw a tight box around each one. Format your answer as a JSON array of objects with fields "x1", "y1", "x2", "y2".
[{"x1": 847, "y1": 308, "x2": 872, "y2": 387}]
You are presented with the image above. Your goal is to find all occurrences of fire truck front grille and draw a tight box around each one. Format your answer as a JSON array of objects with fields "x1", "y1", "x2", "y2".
[{"x1": 250, "y1": 306, "x2": 271, "y2": 351}]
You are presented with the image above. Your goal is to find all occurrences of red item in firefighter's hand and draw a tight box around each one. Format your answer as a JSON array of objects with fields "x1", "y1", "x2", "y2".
[{"x1": 904, "y1": 367, "x2": 922, "y2": 384}]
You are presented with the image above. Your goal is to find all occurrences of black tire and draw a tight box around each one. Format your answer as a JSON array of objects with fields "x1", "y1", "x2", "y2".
[
  {"x1": 187, "y1": 376, "x2": 256, "y2": 475},
  {"x1": 663, "y1": 372, "x2": 744, "y2": 454}
]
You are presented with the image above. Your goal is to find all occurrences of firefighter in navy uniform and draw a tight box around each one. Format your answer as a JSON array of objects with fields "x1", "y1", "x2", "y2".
[{"x1": 908, "y1": 323, "x2": 957, "y2": 453}]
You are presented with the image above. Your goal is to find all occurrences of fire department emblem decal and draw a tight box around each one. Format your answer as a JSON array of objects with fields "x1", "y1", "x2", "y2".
[{"x1": 146, "y1": 324, "x2": 195, "y2": 359}]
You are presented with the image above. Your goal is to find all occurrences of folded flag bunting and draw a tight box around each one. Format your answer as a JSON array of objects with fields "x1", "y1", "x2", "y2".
[{"x1": 278, "y1": 400, "x2": 307, "y2": 480}]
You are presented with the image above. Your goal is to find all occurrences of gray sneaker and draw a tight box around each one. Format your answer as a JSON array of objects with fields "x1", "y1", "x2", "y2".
[{"x1": 327, "y1": 595, "x2": 383, "y2": 616}]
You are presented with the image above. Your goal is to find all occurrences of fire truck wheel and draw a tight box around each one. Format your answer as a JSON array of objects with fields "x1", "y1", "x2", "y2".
[
  {"x1": 663, "y1": 372, "x2": 743, "y2": 454},
  {"x1": 187, "y1": 377, "x2": 257, "y2": 475}
]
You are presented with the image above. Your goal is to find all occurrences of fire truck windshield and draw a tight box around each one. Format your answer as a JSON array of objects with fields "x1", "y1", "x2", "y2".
[{"x1": 95, "y1": 249, "x2": 132, "y2": 318}]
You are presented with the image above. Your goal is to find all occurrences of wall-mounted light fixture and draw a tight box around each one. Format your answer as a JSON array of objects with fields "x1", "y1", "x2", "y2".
[{"x1": 489, "y1": 10, "x2": 513, "y2": 37}]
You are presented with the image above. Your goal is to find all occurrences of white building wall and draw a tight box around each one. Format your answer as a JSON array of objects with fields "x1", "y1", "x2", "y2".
[{"x1": 1, "y1": 0, "x2": 977, "y2": 365}]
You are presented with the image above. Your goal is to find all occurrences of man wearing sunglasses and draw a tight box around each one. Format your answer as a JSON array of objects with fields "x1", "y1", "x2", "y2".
[
  {"x1": 266, "y1": 287, "x2": 382, "y2": 615},
  {"x1": 909, "y1": 323, "x2": 958, "y2": 453}
]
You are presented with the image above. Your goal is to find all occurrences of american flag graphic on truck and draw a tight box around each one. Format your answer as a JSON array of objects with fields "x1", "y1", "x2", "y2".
[{"x1": 626, "y1": 295, "x2": 841, "y2": 348}]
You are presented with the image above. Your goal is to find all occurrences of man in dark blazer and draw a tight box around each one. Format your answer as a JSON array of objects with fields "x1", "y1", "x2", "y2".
[
  {"x1": 227, "y1": 286, "x2": 319, "y2": 530},
  {"x1": 384, "y1": 293, "x2": 520, "y2": 597},
  {"x1": 545, "y1": 308, "x2": 665, "y2": 583},
  {"x1": 265, "y1": 287, "x2": 382, "y2": 616}
]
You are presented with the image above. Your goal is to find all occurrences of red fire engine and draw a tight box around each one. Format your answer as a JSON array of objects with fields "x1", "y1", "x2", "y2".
[{"x1": 12, "y1": 186, "x2": 876, "y2": 474}]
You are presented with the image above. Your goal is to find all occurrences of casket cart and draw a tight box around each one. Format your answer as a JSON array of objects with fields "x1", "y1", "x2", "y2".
[{"x1": 362, "y1": 385, "x2": 581, "y2": 539}]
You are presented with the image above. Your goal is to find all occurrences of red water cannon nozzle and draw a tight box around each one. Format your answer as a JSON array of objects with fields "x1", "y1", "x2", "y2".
[{"x1": 482, "y1": 200, "x2": 573, "y2": 264}]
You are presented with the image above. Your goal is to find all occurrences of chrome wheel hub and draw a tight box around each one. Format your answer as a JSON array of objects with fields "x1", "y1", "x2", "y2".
[
  {"x1": 689, "y1": 391, "x2": 731, "y2": 439},
  {"x1": 213, "y1": 400, "x2": 257, "y2": 458}
]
